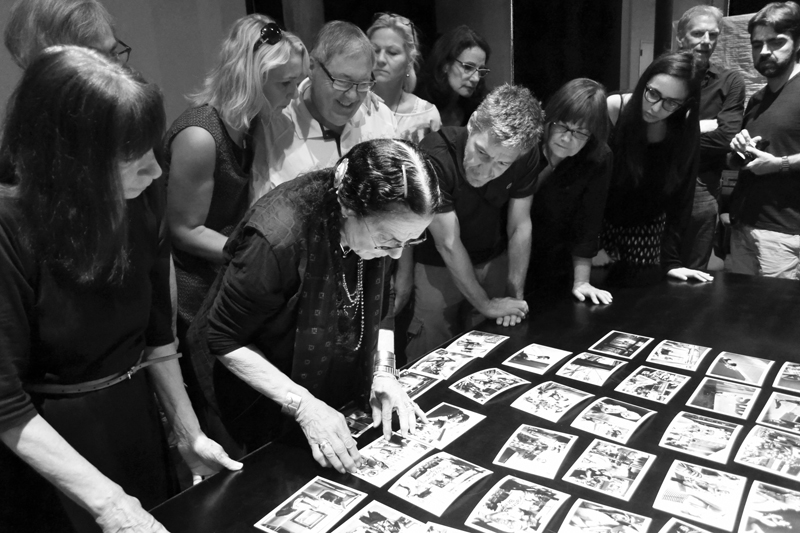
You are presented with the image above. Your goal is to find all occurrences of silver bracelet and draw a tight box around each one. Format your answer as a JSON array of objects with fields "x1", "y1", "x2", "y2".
[
  {"x1": 374, "y1": 350, "x2": 396, "y2": 367},
  {"x1": 373, "y1": 365, "x2": 399, "y2": 378}
]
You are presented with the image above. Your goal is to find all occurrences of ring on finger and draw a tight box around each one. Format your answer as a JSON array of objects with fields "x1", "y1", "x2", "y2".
[{"x1": 318, "y1": 439, "x2": 333, "y2": 452}]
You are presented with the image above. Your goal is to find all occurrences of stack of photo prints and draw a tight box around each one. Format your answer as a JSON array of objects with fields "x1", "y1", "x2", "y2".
[{"x1": 259, "y1": 329, "x2": 800, "y2": 533}]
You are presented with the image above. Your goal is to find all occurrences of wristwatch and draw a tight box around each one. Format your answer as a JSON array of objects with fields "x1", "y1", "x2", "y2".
[{"x1": 281, "y1": 391, "x2": 303, "y2": 417}]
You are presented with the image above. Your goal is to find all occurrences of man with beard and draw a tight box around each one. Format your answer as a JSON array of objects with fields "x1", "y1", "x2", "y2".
[
  {"x1": 677, "y1": 6, "x2": 746, "y2": 270},
  {"x1": 728, "y1": 2, "x2": 800, "y2": 278},
  {"x1": 402, "y1": 84, "x2": 543, "y2": 361}
]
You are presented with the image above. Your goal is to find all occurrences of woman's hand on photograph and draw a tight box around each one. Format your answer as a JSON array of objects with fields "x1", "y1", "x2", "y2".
[
  {"x1": 95, "y1": 492, "x2": 169, "y2": 533},
  {"x1": 667, "y1": 267, "x2": 713, "y2": 283},
  {"x1": 295, "y1": 396, "x2": 361, "y2": 474},
  {"x1": 370, "y1": 375, "x2": 426, "y2": 439},
  {"x1": 572, "y1": 282, "x2": 613, "y2": 305}
]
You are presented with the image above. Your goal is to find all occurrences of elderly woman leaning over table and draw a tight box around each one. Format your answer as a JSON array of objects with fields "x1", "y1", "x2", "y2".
[{"x1": 187, "y1": 138, "x2": 442, "y2": 473}]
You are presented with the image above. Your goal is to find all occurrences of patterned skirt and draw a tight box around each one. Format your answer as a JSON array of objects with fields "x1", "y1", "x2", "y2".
[{"x1": 600, "y1": 212, "x2": 667, "y2": 286}]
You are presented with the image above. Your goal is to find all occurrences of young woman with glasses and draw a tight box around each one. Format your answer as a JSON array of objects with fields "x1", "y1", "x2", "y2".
[
  {"x1": 367, "y1": 13, "x2": 441, "y2": 142},
  {"x1": 162, "y1": 15, "x2": 308, "y2": 427},
  {"x1": 526, "y1": 78, "x2": 614, "y2": 304},
  {"x1": 597, "y1": 51, "x2": 713, "y2": 286},
  {"x1": 416, "y1": 25, "x2": 491, "y2": 127}
]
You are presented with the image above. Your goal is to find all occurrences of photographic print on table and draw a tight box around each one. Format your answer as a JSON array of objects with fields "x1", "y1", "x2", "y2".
[
  {"x1": 449, "y1": 368, "x2": 529, "y2": 405},
  {"x1": 734, "y1": 425, "x2": 800, "y2": 482},
  {"x1": 757, "y1": 391, "x2": 800, "y2": 435},
  {"x1": 407, "y1": 402, "x2": 485, "y2": 449},
  {"x1": 707, "y1": 351, "x2": 774, "y2": 386},
  {"x1": 614, "y1": 365, "x2": 691, "y2": 404},
  {"x1": 588, "y1": 330, "x2": 654, "y2": 359},
  {"x1": 659, "y1": 411, "x2": 743, "y2": 464},
  {"x1": 346, "y1": 409, "x2": 373, "y2": 438},
  {"x1": 652, "y1": 460, "x2": 747, "y2": 532},
  {"x1": 562, "y1": 439, "x2": 655, "y2": 501},
  {"x1": 329, "y1": 501, "x2": 424, "y2": 533},
  {"x1": 254, "y1": 477, "x2": 367, "y2": 533},
  {"x1": 686, "y1": 377, "x2": 760, "y2": 420},
  {"x1": 774, "y1": 361, "x2": 800, "y2": 393},
  {"x1": 352, "y1": 433, "x2": 432, "y2": 488},
  {"x1": 387, "y1": 451, "x2": 492, "y2": 517},
  {"x1": 501, "y1": 343, "x2": 572, "y2": 375},
  {"x1": 570, "y1": 397, "x2": 656, "y2": 444},
  {"x1": 510, "y1": 381, "x2": 594, "y2": 423},
  {"x1": 398, "y1": 369, "x2": 440, "y2": 400},
  {"x1": 465, "y1": 475, "x2": 570, "y2": 533},
  {"x1": 409, "y1": 349, "x2": 475, "y2": 381},
  {"x1": 445, "y1": 330, "x2": 509, "y2": 358},
  {"x1": 737, "y1": 481, "x2": 800, "y2": 533},
  {"x1": 658, "y1": 517, "x2": 715, "y2": 533},
  {"x1": 555, "y1": 353, "x2": 627, "y2": 386},
  {"x1": 492, "y1": 424, "x2": 578, "y2": 479},
  {"x1": 646, "y1": 339, "x2": 711, "y2": 371},
  {"x1": 557, "y1": 498, "x2": 652, "y2": 533}
]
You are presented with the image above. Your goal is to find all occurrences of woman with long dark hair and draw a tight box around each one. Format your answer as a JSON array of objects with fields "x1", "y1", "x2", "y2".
[
  {"x1": 0, "y1": 46, "x2": 239, "y2": 533},
  {"x1": 598, "y1": 51, "x2": 713, "y2": 285}
]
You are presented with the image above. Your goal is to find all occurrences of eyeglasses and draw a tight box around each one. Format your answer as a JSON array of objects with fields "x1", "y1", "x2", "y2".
[
  {"x1": 371, "y1": 12, "x2": 417, "y2": 44},
  {"x1": 318, "y1": 61, "x2": 376, "y2": 93},
  {"x1": 111, "y1": 39, "x2": 131, "y2": 63},
  {"x1": 363, "y1": 217, "x2": 427, "y2": 250},
  {"x1": 643, "y1": 85, "x2": 685, "y2": 112},
  {"x1": 254, "y1": 23, "x2": 283, "y2": 53},
  {"x1": 454, "y1": 58, "x2": 490, "y2": 79},
  {"x1": 550, "y1": 122, "x2": 591, "y2": 142}
]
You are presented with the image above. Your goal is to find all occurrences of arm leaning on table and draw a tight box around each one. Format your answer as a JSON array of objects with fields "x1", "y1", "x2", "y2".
[{"x1": 505, "y1": 195, "x2": 533, "y2": 301}]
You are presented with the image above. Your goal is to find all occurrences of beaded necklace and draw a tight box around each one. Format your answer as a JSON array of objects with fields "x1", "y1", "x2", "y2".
[{"x1": 339, "y1": 257, "x2": 364, "y2": 351}]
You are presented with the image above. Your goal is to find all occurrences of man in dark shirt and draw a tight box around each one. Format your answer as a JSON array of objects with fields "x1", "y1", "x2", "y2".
[
  {"x1": 401, "y1": 84, "x2": 544, "y2": 361},
  {"x1": 728, "y1": 1, "x2": 800, "y2": 279},
  {"x1": 677, "y1": 5, "x2": 746, "y2": 270}
]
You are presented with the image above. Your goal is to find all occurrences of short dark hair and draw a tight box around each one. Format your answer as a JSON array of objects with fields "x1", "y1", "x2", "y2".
[
  {"x1": 0, "y1": 45, "x2": 165, "y2": 285},
  {"x1": 544, "y1": 78, "x2": 609, "y2": 161},
  {"x1": 748, "y1": 1, "x2": 800, "y2": 41}
]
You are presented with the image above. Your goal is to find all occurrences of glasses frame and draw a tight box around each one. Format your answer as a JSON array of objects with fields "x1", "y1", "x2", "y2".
[
  {"x1": 454, "y1": 58, "x2": 490, "y2": 79},
  {"x1": 643, "y1": 84, "x2": 685, "y2": 113},
  {"x1": 317, "y1": 61, "x2": 376, "y2": 93},
  {"x1": 362, "y1": 217, "x2": 426, "y2": 250},
  {"x1": 112, "y1": 39, "x2": 131, "y2": 63},
  {"x1": 371, "y1": 12, "x2": 417, "y2": 45},
  {"x1": 253, "y1": 23, "x2": 283, "y2": 53},
  {"x1": 550, "y1": 122, "x2": 591, "y2": 142}
]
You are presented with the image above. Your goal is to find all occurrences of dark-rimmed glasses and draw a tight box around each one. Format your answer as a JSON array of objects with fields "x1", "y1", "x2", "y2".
[
  {"x1": 550, "y1": 122, "x2": 591, "y2": 142},
  {"x1": 254, "y1": 23, "x2": 282, "y2": 53},
  {"x1": 454, "y1": 58, "x2": 490, "y2": 79},
  {"x1": 643, "y1": 85, "x2": 685, "y2": 112},
  {"x1": 318, "y1": 61, "x2": 375, "y2": 93},
  {"x1": 111, "y1": 39, "x2": 131, "y2": 63},
  {"x1": 363, "y1": 218, "x2": 426, "y2": 250},
  {"x1": 371, "y1": 12, "x2": 417, "y2": 44}
]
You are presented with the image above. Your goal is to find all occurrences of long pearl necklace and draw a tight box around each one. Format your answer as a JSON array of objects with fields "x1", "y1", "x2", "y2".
[{"x1": 340, "y1": 257, "x2": 364, "y2": 351}]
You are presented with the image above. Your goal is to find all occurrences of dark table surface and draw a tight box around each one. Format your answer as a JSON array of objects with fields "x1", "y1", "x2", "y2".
[{"x1": 152, "y1": 272, "x2": 800, "y2": 533}]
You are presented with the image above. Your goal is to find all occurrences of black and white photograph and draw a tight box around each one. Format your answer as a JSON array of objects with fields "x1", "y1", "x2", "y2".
[
  {"x1": 388, "y1": 452, "x2": 492, "y2": 517},
  {"x1": 510, "y1": 381, "x2": 594, "y2": 422},
  {"x1": 646, "y1": 339, "x2": 711, "y2": 371},
  {"x1": 757, "y1": 391, "x2": 800, "y2": 435},
  {"x1": 407, "y1": 402, "x2": 485, "y2": 449},
  {"x1": 734, "y1": 425, "x2": 800, "y2": 482},
  {"x1": 465, "y1": 475, "x2": 570, "y2": 533},
  {"x1": 346, "y1": 409, "x2": 374, "y2": 438},
  {"x1": 658, "y1": 517, "x2": 715, "y2": 533},
  {"x1": 614, "y1": 365, "x2": 691, "y2": 403},
  {"x1": 652, "y1": 460, "x2": 747, "y2": 532},
  {"x1": 445, "y1": 330, "x2": 509, "y2": 358},
  {"x1": 353, "y1": 433, "x2": 432, "y2": 487},
  {"x1": 409, "y1": 349, "x2": 476, "y2": 381},
  {"x1": 774, "y1": 362, "x2": 800, "y2": 394},
  {"x1": 556, "y1": 353, "x2": 627, "y2": 386},
  {"x1": 588, "y1": 330, "x2": 654, "y2": 359},
  {"x1": 659, "y1": 411, "x2": 743, "y2": 464},
  {"x1": 449, "y1": 368, "x2": 529, "y2": 405},
  {"x1": 329, "y1": 501, "x2": 425, "y2": 533},
  {"x1": 557, "y1": 499, "x2": 652, "y2": 533},
  {"x1": 398, "y1": 370, "x2": 441, "y2": 400},
  {"x1": 492, "y1": 424, "x2": 578, "y2": 479},
  {"x1": 738, "y1": 481, "x2": 800, "y2": 533},
  {"x1": 687, "y1": 377, "x2": 760, "y2": 419},
  {"x1": 502, "y1": 343, "x2": 572, "y2": 375},
  {"x1": 571, "y1": 397, "x2": 656, "y2": 444},
  {"x1": 423, "y1": 523, "x2": 469, "y2": 533},
  {"x1": 562, "y1": 439, "x2": 655, "y2": 501},
  {"x1": 255, "y1": 477, "x2": 367, "y2": 533},
  {"x1": 707, "y1": 351, "x2": 774, "y2": 386}
]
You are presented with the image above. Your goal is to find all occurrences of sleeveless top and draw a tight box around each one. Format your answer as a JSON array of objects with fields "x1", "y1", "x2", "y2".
[{"x1": 162, "y1": 105, "x2": 253, "y2": 328}]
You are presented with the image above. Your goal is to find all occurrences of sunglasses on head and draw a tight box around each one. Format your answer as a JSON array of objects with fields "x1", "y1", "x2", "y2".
[{"x1": 254, "y1": 23, "x2": 282, "y2": 53}]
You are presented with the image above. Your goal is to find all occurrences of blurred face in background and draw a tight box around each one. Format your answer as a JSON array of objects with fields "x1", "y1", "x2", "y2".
[
  {"x1": 678, "y1": 14, "x2": 720, "y2": 61},
  {"x1": 371, "y1": 27, "x2": 410, "y2": 88},
  {"x1": 445, "y1": 46, "x2": 487, "y2": 97}
]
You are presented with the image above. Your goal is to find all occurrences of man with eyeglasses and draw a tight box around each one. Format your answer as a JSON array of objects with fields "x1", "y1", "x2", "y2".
[
  {"x1": 403, "y1": 84, "x2": 543, "y2": 362},
  {"x1": 727, "y1": 2, "x2": 800, "y2": 279},
  {"x1": 675, "y1": 5, "x2": 745, "y2": 271},
  {"x1": 254, "y1": 20, "x2": 395, "y2": 198}
]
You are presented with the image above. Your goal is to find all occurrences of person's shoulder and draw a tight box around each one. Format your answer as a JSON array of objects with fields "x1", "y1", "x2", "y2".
[{"x1": 246, "y1": 176, "x2": 317, "y2": 242}]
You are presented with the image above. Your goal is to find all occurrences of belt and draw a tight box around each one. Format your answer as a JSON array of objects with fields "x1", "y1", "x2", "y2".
[{"x1": 24, "y1": 352, "x2": 182, "y2": 395}]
